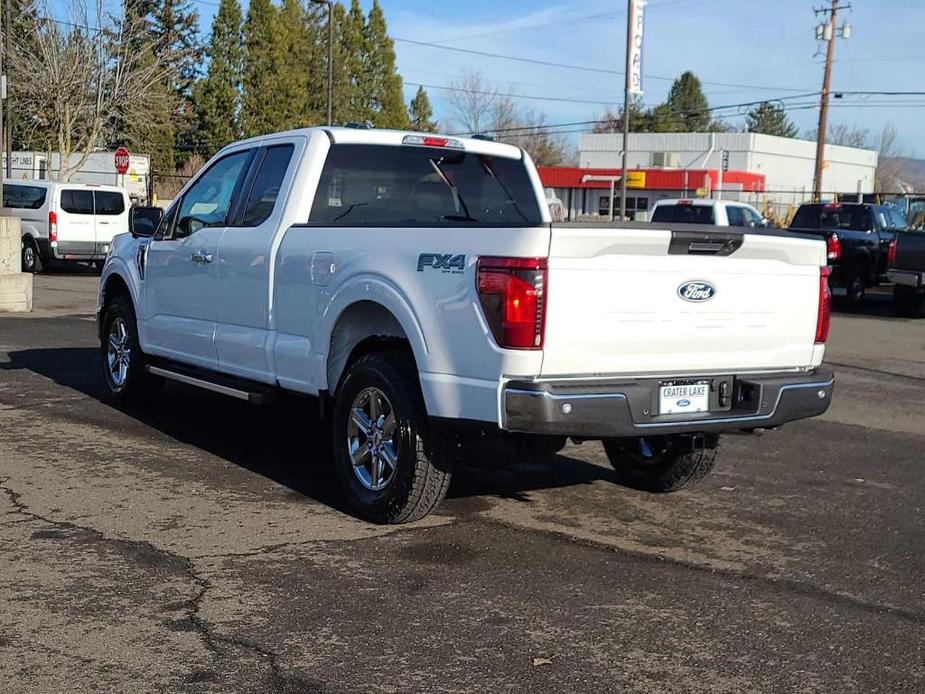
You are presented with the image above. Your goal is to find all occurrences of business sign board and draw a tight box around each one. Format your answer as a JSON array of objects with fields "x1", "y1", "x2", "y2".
[{"x1": 628, "y1": 0, "x2": 647, "y2": 95}]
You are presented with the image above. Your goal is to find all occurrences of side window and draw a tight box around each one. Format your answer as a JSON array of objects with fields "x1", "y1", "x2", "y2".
[
  {"x1": 726, "y1": 206, "x2": 746, "y2": 227},
  {"x1": 742, "y1": 207, "x2": 763, "y2": 227},
  {"x1": 61, "y1": 189, "x2": 94, "y2": 214},
  {"x1": 172, "y1": 149, "x2": 252, "y2": 239},
  {"x1": 239, "y1": 144, "x2": 294, "y2": 227},
  {"x1": 94, "y1": 191, "x2": 126, "y2": 216},
  {"x1": 3, "y1": 185, "x2": 46, "y2": 209}
]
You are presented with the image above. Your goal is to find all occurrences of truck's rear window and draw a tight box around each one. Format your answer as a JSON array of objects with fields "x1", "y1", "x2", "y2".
[
  {"x1": 309, "y1": 144, "x2": 543, "y2": 226},
  {"x1": 651, "y1": 204, "x2": 714, "y2": 224},
  {"x1": 791, "y1": 204, "x2": 872, "y2": 232}
]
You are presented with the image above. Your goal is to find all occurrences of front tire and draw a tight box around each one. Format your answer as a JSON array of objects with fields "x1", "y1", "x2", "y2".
[
  {"x1": 100, "y1": 295, "x2": 159, "y2": 405},
  {"x1": 332, "y1": 352, "x2": 451, "y2": 524},
  {"x1": 603, "y1": 435, "x2": 719, "y2": 492}
]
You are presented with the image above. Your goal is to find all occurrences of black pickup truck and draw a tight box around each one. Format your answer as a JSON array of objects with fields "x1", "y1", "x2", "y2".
[
  {"x1": 889, "y1": 230, "x2": 925, "y2": 317},
  {"x1": 789, "y1": 202, "x2": 899, "y2": 306}
]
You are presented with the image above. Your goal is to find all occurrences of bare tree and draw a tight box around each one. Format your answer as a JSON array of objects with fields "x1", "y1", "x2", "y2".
[
  {"x1": 874, "y1": 123, "x2": 908, "y2": 193},
  {"x1": 9, "y1": 1, "x2": 174, "y2": 181},
  {"x1": 445, "y1": 69, "x2": 570, "y2": 167}
]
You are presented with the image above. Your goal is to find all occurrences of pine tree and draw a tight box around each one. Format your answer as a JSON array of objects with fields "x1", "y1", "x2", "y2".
[
  {"x1": 745, "y1": 102, "x2": 798, "y2": 138},
  {"x1": 332, "y1": 0, "x2": 369, "y2": 125},
  {"x1": 364, "y1": 0, "x2": 409, "y2": 129},
  {"x1": 409, "y1": 87, "x2": 437, "y2": 132},
  {"x1": 192, "y1": 0, "x2": 243, "y2": 155},
  {"x1": 275, "y1": 0, "x2": 315, "y2": 128},
  {"x1": 664, "y1": 71, "x2": 710, "y2": 132},
  {"x1": 241, "y1": 0, "x2": 281, "y2": 137}
]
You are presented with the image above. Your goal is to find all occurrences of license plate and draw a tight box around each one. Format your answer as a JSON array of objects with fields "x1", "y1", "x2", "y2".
[{"x1": 659, "y1": 382, "x2": 709, "y2": 415}]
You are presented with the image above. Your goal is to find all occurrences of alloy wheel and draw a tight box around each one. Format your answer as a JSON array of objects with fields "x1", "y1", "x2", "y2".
[
  {"x1": 106, "y1": 317, "x2": 132, "y2": 388},
  {"x1": 346, "y1": 387, "x2": 399, "y2": 491}
]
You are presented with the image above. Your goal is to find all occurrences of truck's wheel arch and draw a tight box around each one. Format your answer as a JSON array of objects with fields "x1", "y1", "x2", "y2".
[
  {"x1": 324, "y1": 299, "x2": 426, "y2": 394},
  {"x1": 99, "y1": 272, "x2": 134, "y2": 338}
]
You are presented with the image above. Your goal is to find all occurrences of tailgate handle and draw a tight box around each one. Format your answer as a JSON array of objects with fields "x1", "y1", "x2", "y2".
[{"x1": 669, "y1": 231, "x2": 743, "y2": 256}]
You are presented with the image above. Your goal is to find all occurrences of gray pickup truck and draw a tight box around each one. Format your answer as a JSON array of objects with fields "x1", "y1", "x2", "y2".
[{"x1": 889, "y1": 231, "x2": 925, "y2": 317}]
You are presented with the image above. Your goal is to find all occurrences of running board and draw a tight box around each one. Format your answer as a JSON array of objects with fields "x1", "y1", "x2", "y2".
[{"x1": 146, "y1": 365, "x2": 273, "y2": 405}]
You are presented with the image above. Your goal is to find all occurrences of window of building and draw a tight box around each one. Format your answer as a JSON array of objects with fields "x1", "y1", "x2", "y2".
[{"x1": 599, "y1": 195, "x2": 649, "y2": 217}]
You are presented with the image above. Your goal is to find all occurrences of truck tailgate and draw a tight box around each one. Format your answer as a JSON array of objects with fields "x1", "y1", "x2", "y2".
[{"x1": 541, "y1": 225, "x2": 826, "y2": 377}]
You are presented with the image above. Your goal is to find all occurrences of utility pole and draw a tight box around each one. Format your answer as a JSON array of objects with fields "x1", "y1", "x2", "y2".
[
  {"x1": 0, "y1": 0, "x2": 5, "y2": 207},
  {"x1": 311, "y1": 0, "x2": 334, "y2": 126},
  {"x1": 3, "y1": 0, "x2": 9, "y2": 179},
  {"x1": 812, "y1": 0, "x2": 851, "y2": 202},
  {"x1": 619, "y1": 0, "x2": 632, "y2": 222}
]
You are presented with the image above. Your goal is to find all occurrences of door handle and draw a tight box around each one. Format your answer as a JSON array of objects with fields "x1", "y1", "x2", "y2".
[{"x1": 191, "y1": 251, "x2": 213, "y2": 264}]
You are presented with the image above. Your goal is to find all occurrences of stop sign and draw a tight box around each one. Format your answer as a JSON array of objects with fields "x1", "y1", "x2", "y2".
[{"x1": 114, "y1": 146, "x2": 130, "y2": 175}]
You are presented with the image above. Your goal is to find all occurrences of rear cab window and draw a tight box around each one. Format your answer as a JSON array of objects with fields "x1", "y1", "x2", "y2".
[
  {"x1": 308, "y1": 144, "x2": 543, "y2": 226},
  {"x1": 239, "y1": 144, "x2": 295, "y2": 227},
  {"x1": 651, "y1": 203, "x2": 715, "y2": 225},
  {"x1": 791, "y1": 204, "x2": 872, "y2": 231},
  {"x1": 3, "y1": 184, "x2": 47, "y2": 209}
]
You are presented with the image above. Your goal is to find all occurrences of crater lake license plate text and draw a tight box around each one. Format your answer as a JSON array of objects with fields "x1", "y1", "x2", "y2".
[{"x1": 659, "y1": 383, "x2": 709, "y2": 415}]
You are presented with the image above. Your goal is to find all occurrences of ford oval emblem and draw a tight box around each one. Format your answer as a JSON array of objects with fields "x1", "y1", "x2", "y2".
[
  {"x1": 677, "y1": 399, "x2": 691, "y2": 407},
  {"x1": 678, "y1": 280, "x2": 717, "y2": 302}
]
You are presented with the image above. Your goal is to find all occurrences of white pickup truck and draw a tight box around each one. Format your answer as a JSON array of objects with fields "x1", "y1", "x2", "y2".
[{"x1": 98, "y1": 127, "x2": 834, "y2": 523}]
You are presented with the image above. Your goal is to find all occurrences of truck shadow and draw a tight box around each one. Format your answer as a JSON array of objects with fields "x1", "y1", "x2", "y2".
[{"x1": 0, "y1": 347, "x2": 615, "y2": 519}]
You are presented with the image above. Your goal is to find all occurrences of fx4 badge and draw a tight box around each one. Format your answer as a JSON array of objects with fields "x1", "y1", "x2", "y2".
[{"x1": 418, "y1": 253, "x2": 466, "y2": 274}]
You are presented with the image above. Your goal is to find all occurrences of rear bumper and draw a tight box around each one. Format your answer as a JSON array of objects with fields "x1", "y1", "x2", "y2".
[
  {"x1": 51, "y1": 240, "x2": 112, "y2": 261},
  {"x1": 502, "y1": 368, "x2": 834, "y2": 438},
  {"x1": 888, "y1": 269, "x2": 925, "y2": 289}
]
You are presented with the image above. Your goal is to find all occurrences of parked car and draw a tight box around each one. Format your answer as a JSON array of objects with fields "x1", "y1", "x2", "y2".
[
  {"x1": 3, "y1": 179, "x2": 131, "y2": 273},
  {"x1": 98, "y1": 127, "x2": 834, "y2": 523},
  {"x1": 649, "y1": 198, "x2": 769, "y2": 227},
  {"x1": 789, "y1": 202, "x2": 898, "y2": 306},
  {"x1": 888, "y1": 229, "x2": 925, "y2": 317}
]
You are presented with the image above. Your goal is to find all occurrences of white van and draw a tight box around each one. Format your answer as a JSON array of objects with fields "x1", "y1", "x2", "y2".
[{"x1": 3, "y1": 180, "x2": 131, "y2": 273}]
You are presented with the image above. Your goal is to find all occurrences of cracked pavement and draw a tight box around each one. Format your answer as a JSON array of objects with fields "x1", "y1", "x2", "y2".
[{"x1": 0, "y1": 274, "x2": 922, "y2": 693}]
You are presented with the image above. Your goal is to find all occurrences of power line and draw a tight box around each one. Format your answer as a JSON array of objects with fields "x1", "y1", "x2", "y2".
[{"x1": 393, "y1": 37, "x2": 817, "y2": 93}]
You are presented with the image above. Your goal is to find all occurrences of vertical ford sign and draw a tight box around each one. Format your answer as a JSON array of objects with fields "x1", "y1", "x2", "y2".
[{"x1": 628, "y1": 0, "x2": 647, "y2": 96}]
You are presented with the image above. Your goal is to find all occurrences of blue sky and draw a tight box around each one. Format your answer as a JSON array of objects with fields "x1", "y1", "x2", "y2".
[{"x1": 113, "y1": 0, "x2": 925, "y2": 155}]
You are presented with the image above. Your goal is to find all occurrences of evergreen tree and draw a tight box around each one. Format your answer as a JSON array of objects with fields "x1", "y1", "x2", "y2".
[
  {"x1": 409, "y1": 87, "x2": 437, "y2": 132},
  {"x1": 745, "y1": 102, "x2": 798, "y2": 138},
  {"x1": 364, "y1": 0, "x2": 409, "y2": 129},
  {"x1": 192, "y1": 0, "x2": 243, "y2": 155},
  {"x1": 241, "y1": 0, "x2": 281, "y2": 137},
  {"x1": 275, "y1": 0, "x2": 315, "y2": 128},
  {"x1": 332, "y1": 0, "x2": 369, "y2": 124},
  {"x1": 664, "y1": 71, "x2": 710, "y2": 132}
]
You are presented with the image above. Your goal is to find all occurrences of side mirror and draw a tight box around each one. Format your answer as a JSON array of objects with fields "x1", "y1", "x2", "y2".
[
  {"x1": 759, "y1": 217, "x2": 771, "y2": 228},
  {"x1": 130, "y1": 206, "x2": 163, "y2": 238}
]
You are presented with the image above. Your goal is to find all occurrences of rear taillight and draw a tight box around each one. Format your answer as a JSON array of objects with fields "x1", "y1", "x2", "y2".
[
  {"x1": 887, "y1": 237, "x2": 897, "y2": 266},
  {"x1": 476, "y1": 257, "x2": 547, "y2": 349},
  {"x1": 826, "y1": 233, "x2": 841, "y2": 262},
  {"x1": 815, "y1": 266, "x2": 832, "y2": 344},
  {"x1": 48, "y1": 210, "x2": 58, "y2": 243}
]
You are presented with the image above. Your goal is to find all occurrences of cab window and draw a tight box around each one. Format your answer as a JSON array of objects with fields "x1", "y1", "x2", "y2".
[
  {"x1": 726, "y1": 206, "x2": 746, "y2": 227},
  {"x1": 94, "y1": 191, "x2": 125, "y2": 215},
  {"x1": 239, "y1": 144, "x2": 294, "y2": 227},
  {"x1": 172, "y1": 149, "x2": 253, "y2": 239}
]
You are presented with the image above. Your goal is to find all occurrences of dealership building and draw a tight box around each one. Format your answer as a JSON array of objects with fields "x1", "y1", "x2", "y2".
[{"x1": 540, "y1": 131, "x2": 878, "y2": 221}]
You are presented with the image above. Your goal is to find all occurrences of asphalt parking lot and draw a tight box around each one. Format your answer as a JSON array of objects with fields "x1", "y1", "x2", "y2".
[{"x1": 0, "y1": 272, "x2": 922, "y2": 694}]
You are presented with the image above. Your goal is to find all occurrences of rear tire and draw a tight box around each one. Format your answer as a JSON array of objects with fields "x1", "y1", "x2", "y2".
[
  {"x1": 332, "y1": 351, "x2": 451, "y2": 524},
  {"x1": 603, "y1": 435, "x2": 719, "y2": 492},
  {"x1": 894, "y1": 285, "x2": 924, "y2": 318},
  {"x1": 100, "y1": 294, "x2": 160, "y2": 405},
  {"x1": 21, "y1": 237, "x2": 42, "y2": 274},
  {"x1": 843, "y1": 269, "x2": 866, "y2": 307}
]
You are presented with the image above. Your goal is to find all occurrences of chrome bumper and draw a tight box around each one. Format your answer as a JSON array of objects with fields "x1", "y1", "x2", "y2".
[
  {"x1": 888, "y1": 269, "x2": 924, "y2": 289},
  {"x1": 502, "y1": 369, "x2": 835, "y2": 438}
]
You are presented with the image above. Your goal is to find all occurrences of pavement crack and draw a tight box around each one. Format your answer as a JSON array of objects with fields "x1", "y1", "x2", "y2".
[{"x1": 0, "y1": 477, "x2": 288, "y2": 683}]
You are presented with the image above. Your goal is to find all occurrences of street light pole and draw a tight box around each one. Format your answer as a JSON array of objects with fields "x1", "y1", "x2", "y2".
[
  {"x1": 620, "y1": 0, "x2": 632, "y2": 222},
  {"x1": 311, "y1": 0, "x2": 334, "y2": 126}
]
